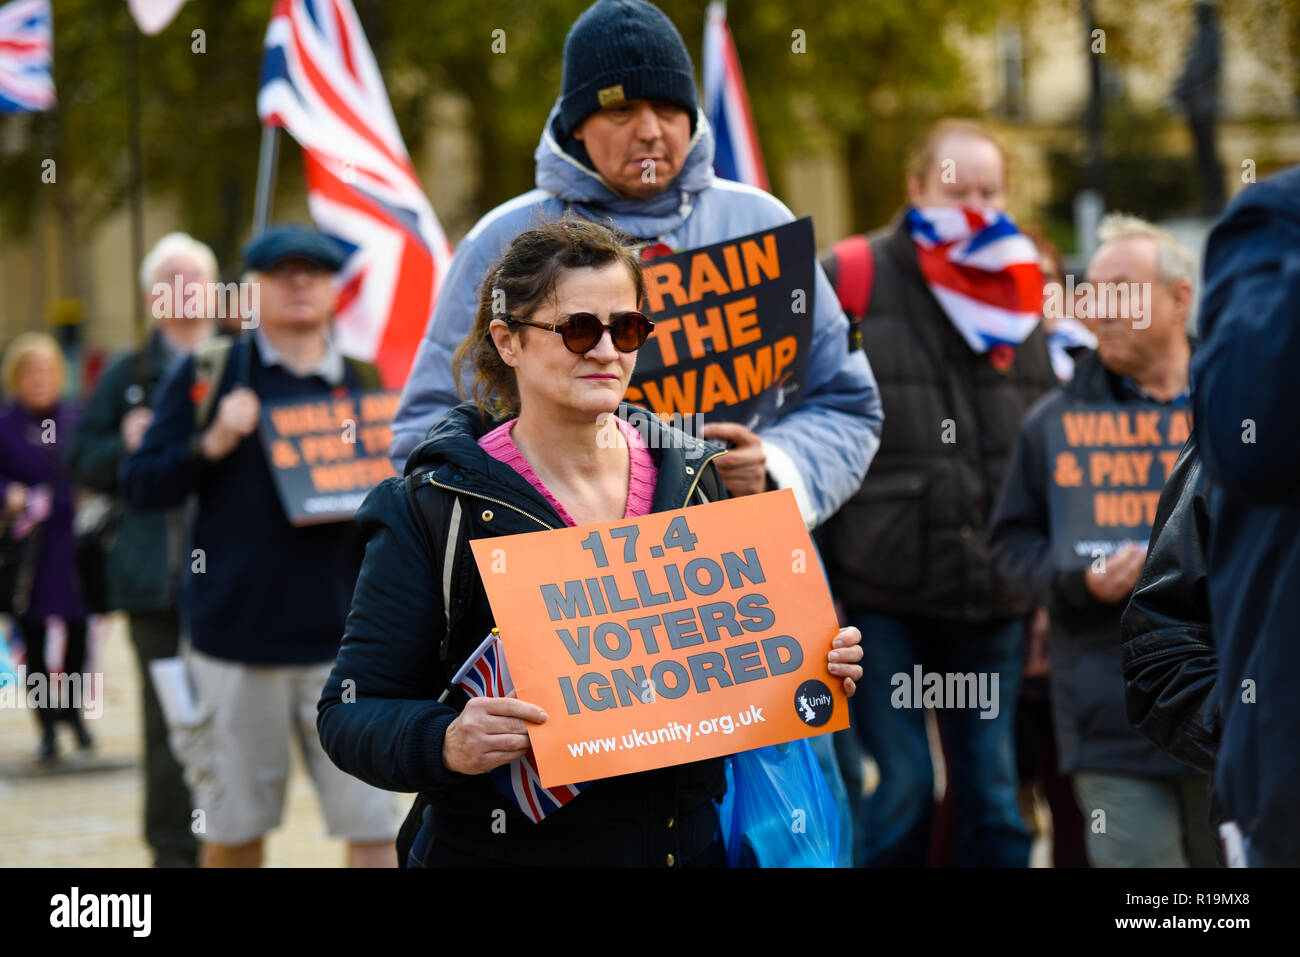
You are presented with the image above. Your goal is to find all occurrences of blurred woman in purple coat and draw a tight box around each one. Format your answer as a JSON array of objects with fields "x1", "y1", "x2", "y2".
[{"x1": 1, "y1": 333, "x2": 91, "y2": 760}]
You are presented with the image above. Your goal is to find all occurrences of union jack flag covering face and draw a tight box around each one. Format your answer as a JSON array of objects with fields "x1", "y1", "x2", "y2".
[
  {"x1": 452, "y1": 632, "x2": 589, "y2": 824},
  {"x1": 258, "y1": 0, "x2": 452, "y2": 389},
  {"x1": 0, "y1": 0, "x2": 54, "y2": 113},
  {"x1": 905, "y1": 205, "x2": 1044, "y2": 354}
]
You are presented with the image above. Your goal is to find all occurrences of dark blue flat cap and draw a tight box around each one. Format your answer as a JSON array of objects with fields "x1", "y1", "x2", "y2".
[{"x1": 243, "y1": 224, "x2": 348, "y2": 272}]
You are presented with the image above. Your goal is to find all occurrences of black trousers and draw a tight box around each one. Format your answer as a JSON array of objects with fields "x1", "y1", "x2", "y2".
[
  {"x1": 128, "y1": 609, "x2": 200, "y2": 866},
  {"x1": 20, "y1": 614, "x2": 87, "y2": 731}
]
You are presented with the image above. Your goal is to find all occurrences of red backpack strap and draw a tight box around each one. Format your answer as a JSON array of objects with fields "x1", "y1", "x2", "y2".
[{"x1": 831, "y1": 234, "x2": 876, "y2": 319}]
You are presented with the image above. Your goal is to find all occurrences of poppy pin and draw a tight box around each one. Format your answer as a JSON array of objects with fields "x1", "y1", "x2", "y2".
[
  {"x1": 640, "y1": 242, "x2": 674, "y2": 262},
  {"x1": 989, "y1": 343, "x2": 1015, "y2": 374}
]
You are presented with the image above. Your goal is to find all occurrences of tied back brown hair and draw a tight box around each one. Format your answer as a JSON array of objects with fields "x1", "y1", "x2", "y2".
[{"x1": 454, "y1": 217, "x2": 646, "y2": 418}]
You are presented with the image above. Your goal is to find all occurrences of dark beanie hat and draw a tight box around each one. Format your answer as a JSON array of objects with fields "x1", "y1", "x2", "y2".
[{"x1": 557, "y1": 0, "x2": 698, "y2": 141}]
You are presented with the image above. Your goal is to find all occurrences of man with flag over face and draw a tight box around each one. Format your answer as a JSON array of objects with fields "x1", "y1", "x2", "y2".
[{"x1": 820, "y1": 119, "x2": 1058, "y2": 867}]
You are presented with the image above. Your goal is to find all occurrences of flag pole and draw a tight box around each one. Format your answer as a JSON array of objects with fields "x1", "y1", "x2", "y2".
[
  {"x1": 124, "y1": 3, "x2": 147, "y2": 392},
  {"x1": 252, "y1": 125, "x2": 280, "y2": 236},
  {"x1": 243, "y1": 124, "x2": 280, "y2": 384}
]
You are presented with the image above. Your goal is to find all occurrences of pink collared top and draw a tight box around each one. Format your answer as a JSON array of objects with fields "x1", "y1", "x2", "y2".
[{"x1": 478, "y1": 416, "x2": 658, "y2": 526}]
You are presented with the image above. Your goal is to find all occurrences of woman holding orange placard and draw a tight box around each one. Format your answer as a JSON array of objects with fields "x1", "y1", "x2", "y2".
[{"x1": 317, "y1": 219, "x2": 863, "y2": 867}]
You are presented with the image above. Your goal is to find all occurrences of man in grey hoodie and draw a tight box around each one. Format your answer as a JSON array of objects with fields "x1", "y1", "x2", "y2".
[{"x1": 390, "y1": 0, "x2": 882, "y2": 532}]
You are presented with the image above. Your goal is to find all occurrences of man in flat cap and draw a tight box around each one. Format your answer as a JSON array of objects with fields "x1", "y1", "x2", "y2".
[{"x1": 123, "y1": 223, "x2": 398, "y2": 868}]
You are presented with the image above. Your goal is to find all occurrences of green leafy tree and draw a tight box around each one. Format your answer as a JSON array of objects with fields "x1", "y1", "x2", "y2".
[{"x1": 27, "y1": 0, "x2": 1276, "y2": 288}]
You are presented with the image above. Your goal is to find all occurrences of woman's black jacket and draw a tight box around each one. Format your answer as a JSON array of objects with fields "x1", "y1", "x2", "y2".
[
  {"x1": 1120, "y1": 436, "x2": 1219, "y2": 776},
  {"x1": 317, "y1": 402, "x2": 729, "y2": 866}
]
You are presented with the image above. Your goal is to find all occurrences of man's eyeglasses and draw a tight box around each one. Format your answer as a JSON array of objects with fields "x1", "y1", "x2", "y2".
[{"x1": 502, "y1": 311, "x2": 654, "y2": 354}]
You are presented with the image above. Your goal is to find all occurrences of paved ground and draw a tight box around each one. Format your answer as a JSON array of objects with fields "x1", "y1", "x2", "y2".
[{"x1": 0, "y1": 614, "x2": 376, "y2": 868}]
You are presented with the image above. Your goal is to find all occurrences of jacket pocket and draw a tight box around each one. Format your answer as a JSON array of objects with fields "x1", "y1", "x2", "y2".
[{"x1": 826, "y1": 472, "x2": 929, "y2": 593}]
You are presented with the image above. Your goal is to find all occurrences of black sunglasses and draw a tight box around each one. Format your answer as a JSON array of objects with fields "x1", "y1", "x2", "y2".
[{"x1": 502, "y1": 311, "x2": 654, "y2": 354}]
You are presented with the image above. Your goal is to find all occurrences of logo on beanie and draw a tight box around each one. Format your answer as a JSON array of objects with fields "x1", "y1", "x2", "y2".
[
  {"x1": 794, "y1": 679, "x2": 833, "y2": 727},
  {"x1": 598, "y1": 84, "x2": 626, "y2": 108}
]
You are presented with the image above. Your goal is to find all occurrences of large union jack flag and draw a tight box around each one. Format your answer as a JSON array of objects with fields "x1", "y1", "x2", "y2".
[
  {"x1": 452, "y1": 631, "x2": 588, "y2": 824},
  {"x1": 906, "y1": 206, "x2": 1044, "y2": 353},
  {"x1": 258, "y1": 0, "x2": 452, "y2": 389},
  {"x1": 0, "y1": 0, "x2": 54, "y2": 114},
  {"x1": 702, "y1": 1, "x2": 767, "y2": 191}
]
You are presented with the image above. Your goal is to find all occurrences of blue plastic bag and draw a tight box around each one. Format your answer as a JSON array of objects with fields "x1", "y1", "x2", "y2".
[
  {"x1": 716, "y1": 738, "x2": 840, "y2": 867},
  {"x1": 0, "y1": 620, "x2": 18, "y2": 691}
]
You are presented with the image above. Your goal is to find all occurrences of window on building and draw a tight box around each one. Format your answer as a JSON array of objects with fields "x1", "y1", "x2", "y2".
[{"x1": 997, "y1": 24, "x2": 1025, "y2": 120}]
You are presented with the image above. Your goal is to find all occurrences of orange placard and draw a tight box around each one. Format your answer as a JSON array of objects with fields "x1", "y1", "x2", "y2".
[{"x1": 469, "y1": 488, "x2": 847, "y2": 788}]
